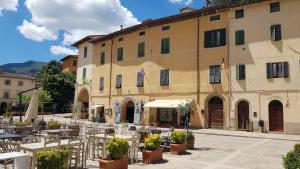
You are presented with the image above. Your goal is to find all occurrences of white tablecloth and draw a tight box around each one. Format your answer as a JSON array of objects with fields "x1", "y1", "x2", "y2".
[{"x1": 0, "y1": 152, "x2": 31, "y2": 169}]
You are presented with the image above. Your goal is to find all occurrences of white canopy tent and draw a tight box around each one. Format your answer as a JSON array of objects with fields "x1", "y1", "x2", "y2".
[{"x1": 143, "y1": 99, "x2": 192, "y2": 108}]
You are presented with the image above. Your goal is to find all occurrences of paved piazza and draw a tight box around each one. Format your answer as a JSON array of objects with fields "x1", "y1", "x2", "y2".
[{"x1": 85, "y1": 133, "x2": 297, "y2": 169}]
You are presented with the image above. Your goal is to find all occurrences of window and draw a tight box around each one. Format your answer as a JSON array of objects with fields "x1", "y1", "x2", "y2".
[
  {"x1": 160, "y1": 69, "x2": 169, "y2": 86},
  {"x1": 162, "y1": 25, "x2": 170, "y2": 31},
  {"x1": 235, "y1": 9, "x2": 244, "y2": 19},
  {"x1": 161, "y1": 38, "x2": 170, "y2": 54},
  {"x1": 116, "y1": 74, "x2": 122, "y2": 88},
  {"x1": 101, "y1": 43, "x2": 106, "y2": 47},
  {"x1": 82, "y1": 68, "x2": 86, "y2": 80},
  {"x1": 18, "y1": 81, "x2": 24, "y2": 86},
  {"x1": 117, "y1": 47, "x2": 123, "y2": 61},
  {"x1": 236, "y1": 64, "x2": 246, "y2": 80},
  {"x1": 4, "y1": 80, "x2": 11, "y2": 85},
  {"x1": 100, "y1": 52, "x2": 105, "y2": 64},
  {"x1": 139, "y1": 31, "x2": 145, "y2": 36},
  {"x1": 235, "y1": 30, "x2": 245, "y2": 45},
  {"x1": 3, "y1": 92, "x2": 9, "y2": 99},
  {"x1": 209, "y1": 65, "x2": 221, "y2": 83},
  {"x1": 84, "y1": 47, "x2": 88, "y2": 58},
  {"x1": 204, "y1": 29, "x2": 226, "y2": 48},
  {"x1": 73, "y1": 60, "x2": 77, "y2": 67},
  {"x1": 210, "y1": 15, "x2": 220, "y2": 21},
  {"x1": 267, "y1": 62, "x2": 289, "y2": 79},
  {"x1": 118, "y1": 37, "x2": 123, "y2": 41},
  {"x1": 271, "y1": 24, "x2": 282, "y2": 41},
  {"x1": 99, "y1": 77, "x2": 104, "y2": 90},
  {"x1": 137, "y1": 72, "x2": 144, "y2": 87},
  {"x1": 157, "y1": 108, "x2": 173, "y2": 122},
  {"x1": 270, "y1": 2, "x2": 280, "y2": 13},
  {"x1": 138, "y1": 42, "x2": 145, "y2": 57}
]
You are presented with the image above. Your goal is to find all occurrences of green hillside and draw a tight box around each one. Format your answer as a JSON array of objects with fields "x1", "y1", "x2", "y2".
[{"x1": 0, "y1": 60, "x2": 47, "y2": 76}]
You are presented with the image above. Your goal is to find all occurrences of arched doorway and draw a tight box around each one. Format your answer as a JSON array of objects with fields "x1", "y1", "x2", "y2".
[
  {"x1": 237, "y1": 101, "x2": 249, "y2": 130},
  {"x1": 0, "y1": 102, "x2": 7, "y2": 115},
  {"x1": 208, "y1": 97, "x2": 223, "y2": 129},
  {"x1": 125, "y1": 101, "x2": 135, "y2": 123},
  {"x1": 269, "y1": 100, "x2": 284, "y2": 132},
  {"x1": 78, "y1": 89, "x2": 89, "y2": 119}
]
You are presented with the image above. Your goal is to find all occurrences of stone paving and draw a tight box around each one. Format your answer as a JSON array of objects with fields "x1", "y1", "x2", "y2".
[
  {"x1": 84, "y1": 134, "x2": 297, "y2": 169},
  {"x1": 37, "y1": 115, "x2": 298, "y2": 169}
]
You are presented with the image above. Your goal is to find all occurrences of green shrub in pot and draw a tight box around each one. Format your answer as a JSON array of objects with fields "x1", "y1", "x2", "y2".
[
  {"x1": 106, "y1": 138, "x2": 129, "y2": 160},
  {"x1": 47, "y1": 121, "x2": 61, "y2": 129},
  {"x1": 171, "y1": 131, "x2": 187, "y2": 144},
  {"x1": 283, "y1": 151, "x2": 300, "y2": 169},
  {"x1": 36, "y1": 149, "x2": 69, "y2": 169},
  {"x1": 144, "y1": 134, "x2": 161, "y2": 151}
]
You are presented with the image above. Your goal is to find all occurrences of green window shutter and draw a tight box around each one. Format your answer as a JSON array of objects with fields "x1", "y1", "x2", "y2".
[
  {"x1": 165, "y1": 69, "x2": 169, "y2": 85},
  {"x1": 160, "y1": 70, "x2": 164, "y2": 86},
  {"x1": 117, "y1": 48, "x2": 123, "y2": 61},
  {"x1": 138, "y1": 42, "x2": 145, "y2": 57},
  {"x1": 220, "y1": 29, "x2": 226, "y2": 46},
  {"x1": 99, "y1": 77, "x2": 104, "y2": 90},
  {"x1": 267, "y1": 63, "x2": 273, "y2": 79},
  {"x1": 116, "y1": 75, "x2": 122, "y2": 88},
  {"x1": 204, "y1": 31, "x2": 210, "y2": 48},
  {"x1": 276, "y1": 25, "x2": 282, "y2": 41},
  {"x1": 236, "y1": 65, "x2": 240, "y2": 80},
  {"x1": 209, "y1": 66, "x2": 215, "y2": 83},
  {"x1": 100, "y1": 52, "x2": 105, "y2": 64},
  {"x1": 235, "y1": 30, "x2": 245, "y2": 45},
  {"x1": 82, "y1": 68, "x2": 86, "y2": 80},
  {"x1": 240, "y1": 64, "x2": 245, "y2": 80},
  {"x1": 161, "y1": 38, "x2": 170, "y2": 54},
  {"x1": 165, "y1": 38, "x2": 170, "y2": 54},
  {"x1": 283, "y1": 62, "x2": 289, "y2": 78},
  {"x1": 215, "y1": 65, "x2": 221, "y2": 83}
]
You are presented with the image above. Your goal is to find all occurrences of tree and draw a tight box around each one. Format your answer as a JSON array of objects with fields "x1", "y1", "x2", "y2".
[
  {"x1": 39, "y1": 60, "x2": 62, "y2": 79},
  {"x1": 20, "y1": 90, "x2": 52, "y2": 107},
  {"x1": 41, "y1": 71, "x2": 76, "y2": 113}
]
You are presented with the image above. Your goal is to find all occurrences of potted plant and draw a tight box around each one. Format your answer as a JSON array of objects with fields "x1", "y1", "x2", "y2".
[
  {"x1": 170, "y1": 131, "x2": 187, "y2": 155},
  {"x1": 142, "y1": 134, "x2": 163, "y2": 164},
  {"x1": 47, "y1": 121, "x2": 61, "y2": 129},
  {"x1": 99, "y1": 138, "x2": 129, "y2": 169},
  {"x1": 36, "y1": 149, "x2": 69, "y2": 169},
  {"x1": 186, "y1": 131, "x2": 195, "y2": 150}
]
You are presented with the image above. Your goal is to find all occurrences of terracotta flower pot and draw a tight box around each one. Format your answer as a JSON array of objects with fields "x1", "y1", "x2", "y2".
[
  {"x1": 187, "y1": 137, "x2": 195, "y2": 150},
  {"x1": 142, "y1": 148, "x2": 163, "y2": 164},
  {"x1": 99, "y1": 158, "x2": 128, "y2": 169},
  {"x1": 170, "y1": 144, "x2": 187, "y2": 155}
]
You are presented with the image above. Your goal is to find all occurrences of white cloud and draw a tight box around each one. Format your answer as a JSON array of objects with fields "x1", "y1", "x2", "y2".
[
  {"x1": 18, "y1": 0, "x2": 139, "y2": 44},
  {"x1": 0, "y1": 0, "x2": 18, "y2": 15},
  {"x1": 169, "y1": 0, "x2": 194, "y2": 5},
  {"x1": 17, "y1": 20, "x2": 57, "y2": 41},
  {"x1": 50, "y1": 45, "x2": 78, "y2": 56}
]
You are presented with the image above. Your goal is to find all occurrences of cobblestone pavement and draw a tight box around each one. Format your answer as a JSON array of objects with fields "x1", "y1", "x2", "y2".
[
  {"x1": 85, "y1": 134, "x2": 297, "y2": 169},
  {"x1": 37, "y1": 115, "x2": 298, "y2": 169}
]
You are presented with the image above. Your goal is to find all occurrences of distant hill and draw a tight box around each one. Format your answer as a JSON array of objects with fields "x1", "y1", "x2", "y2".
[{"x1": 0, "y1": 60, "x2": 47, "y2": 77}]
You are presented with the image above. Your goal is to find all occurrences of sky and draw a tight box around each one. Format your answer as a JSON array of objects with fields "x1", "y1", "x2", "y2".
[{"x1": 0, "y1": 0, "x2": 206, "y2": 65}]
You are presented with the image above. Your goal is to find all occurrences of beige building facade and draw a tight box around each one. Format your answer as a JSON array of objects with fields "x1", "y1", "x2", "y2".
[
  {"x1": 73, "y1": 0, "x2": 300, "y2": 134},
  {"x1": 0, "y1": 71, "x2": 36, "y2": 115}
]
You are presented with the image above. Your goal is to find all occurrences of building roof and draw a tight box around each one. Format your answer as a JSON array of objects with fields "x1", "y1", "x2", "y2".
[
  {"x1": 89, "y1": 0, "x2": 267, "y2": 44},
  {"x1": 0, "y1": 71, "x2": 36, "y2": 80},
  {"x1": 71, "y1": 35, "x2": 103, "y2": 47},
  {"x1": 60, "y1": 55, "x2": 78, "y2": 62}
]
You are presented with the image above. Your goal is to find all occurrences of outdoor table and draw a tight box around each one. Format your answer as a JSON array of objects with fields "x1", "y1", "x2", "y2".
[
  {"x1": 0, "y1": 152, "x2": 31, "y2": 169},
  {"x1": 20, "y1": 139, "x2": 83, "y2": 169},
  {"x1": 0, "y1": 133, "x2": 22, "y2": 140}
]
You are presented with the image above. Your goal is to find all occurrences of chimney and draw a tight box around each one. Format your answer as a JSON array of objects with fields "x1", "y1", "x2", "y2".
[{"x1": 180, "y1": 7, "x2": 197, "y2": 13}]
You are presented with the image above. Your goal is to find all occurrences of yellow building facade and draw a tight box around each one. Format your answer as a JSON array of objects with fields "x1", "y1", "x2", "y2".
[{"x1": 73, "y1": 0, "x2": 300, "y2": 134}]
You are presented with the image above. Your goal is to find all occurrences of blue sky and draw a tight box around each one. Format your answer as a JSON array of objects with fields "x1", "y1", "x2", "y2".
[{"x1": 0, "y1": 0, "x2": 206, "y2": 65}]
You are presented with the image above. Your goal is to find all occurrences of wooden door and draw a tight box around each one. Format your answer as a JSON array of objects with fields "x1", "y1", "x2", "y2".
[
  {"x1": 238, "y1": 101, "x2": 249, "y2": 130},
  {"x1": 269, "y1": 100, "x2": 283, "y2": 132},
  {"x1": 208, "y1": 97, "x2": 223, "y2": 129}
]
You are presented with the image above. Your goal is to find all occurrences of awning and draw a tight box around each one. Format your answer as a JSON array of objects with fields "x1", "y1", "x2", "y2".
[
  {"x1": 143, "y1": 99, "x2": 192, "y2": 108},
  {"x1": 90, "y1": 104, "x2": 104, "y2": 109}
]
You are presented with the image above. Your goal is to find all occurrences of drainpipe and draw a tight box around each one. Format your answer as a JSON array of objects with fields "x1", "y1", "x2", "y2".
[
  {"x1": 109, "y1": 38, "x2": 114, "y2": 108},
  {"x1": 227, "y1": 12, "x2": 232, "y2": 131},
  {"x1": 196, "y1": 18, "x2": 200, "y2": 105}
]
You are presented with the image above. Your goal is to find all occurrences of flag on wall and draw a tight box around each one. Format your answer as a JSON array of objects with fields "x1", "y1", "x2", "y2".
[
  {"x1": 221, "y1": 58, "x2": 225, "y2": 70},
  {"x1": 140, "y1": 68, "x2": 145, "y2": 77}
]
